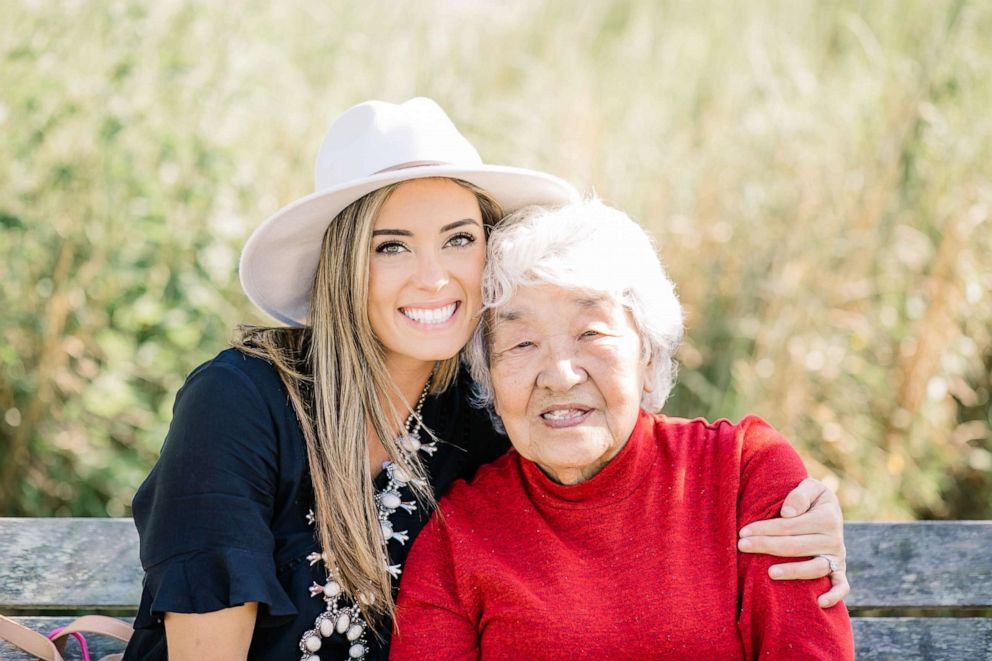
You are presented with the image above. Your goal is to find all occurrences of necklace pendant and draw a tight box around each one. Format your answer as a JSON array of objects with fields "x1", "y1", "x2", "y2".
[
  {"x1": 385, "y1": 462, "x2": 411, "y2": 485},
  {"x1": 323, "y1": 580, "x2": 342, "y2": 599},
  {"x1": 397, "y1": 432, "x2": 422, "y2": 453},
  {"x1": 335, "y1": 610, "x2": 351, "y2": 634},
  {"x1": 300, "y1": 630, "x2": 321, "y2": 653},
  {"x1": 379, "y1": 490, "x2": 402, "y2": 510},
  {"x1": 317, "y1": 612, "x2": 335, "y2": 637}
]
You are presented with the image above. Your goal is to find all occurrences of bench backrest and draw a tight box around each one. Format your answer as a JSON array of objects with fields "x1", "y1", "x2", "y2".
[{"x1": 2, "y1": 519, "x2": 991, "y2": 659}]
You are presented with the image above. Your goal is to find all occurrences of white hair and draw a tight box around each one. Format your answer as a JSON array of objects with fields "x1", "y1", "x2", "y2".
[{"x1": 465, "y1": 197, "x2": 684, "y2": 419}]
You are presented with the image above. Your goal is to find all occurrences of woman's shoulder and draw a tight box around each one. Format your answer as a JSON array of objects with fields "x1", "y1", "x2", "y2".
[
  {"x1": 655, "y1": 411, "x2": 805, "y2": 484},
  {"x1": 156, "y1": 347, "x2": 304, "y2": 460},
  {"x1": 433, "y1": 450, "x2": 520, "y2": 519},
  {"x1": 177, "y1": 347, "x2": 289, "y2": 409},
  {"x1": 190, "y1": 346, "x2": 284, "y2": 385},
  {"x1": 648, "y1": 412, "x2": 802, "y2": 480},
  {"x1": 653, "y1": 413, "x2": 792, "y2": 452}
]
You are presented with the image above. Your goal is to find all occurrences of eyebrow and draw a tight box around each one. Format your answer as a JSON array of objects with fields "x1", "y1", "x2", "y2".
[
  {"x1": 372, "y1": 218, "x2": 480, "y2": 237},
  {"x1": 576, "y1": 295, "x2": 606, "y2": 308},
  {"x1": 441, "y1": 218, "x2": 480, "y2": 233},
  {"x1": 495, "y1": 309, "x2": 523, "y2": 323},
  {"x1": 494, "y1": 294, "x2": 607, "y2": 323}
]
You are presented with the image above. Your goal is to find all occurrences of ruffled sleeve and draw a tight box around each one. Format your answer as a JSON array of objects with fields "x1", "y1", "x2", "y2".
[
  {"x1": 143, "y1": 548, "x2": 296, "y2": 622},
  {"x1": 131, "y1": 357, "x2": 297, "y2": 628}
]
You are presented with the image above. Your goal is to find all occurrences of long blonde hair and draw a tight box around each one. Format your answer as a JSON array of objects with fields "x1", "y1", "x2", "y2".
[{"x1": 234, "y1": 178, "x2": 502, "y2": 629}]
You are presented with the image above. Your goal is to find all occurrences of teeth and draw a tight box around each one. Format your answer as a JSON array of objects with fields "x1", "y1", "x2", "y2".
[
  {"x1": 542, "y1": 409, "x2": 586, "y2": 420},
  {"x1": 402, "y1": 303, "x2": 456, "y2": 325}
]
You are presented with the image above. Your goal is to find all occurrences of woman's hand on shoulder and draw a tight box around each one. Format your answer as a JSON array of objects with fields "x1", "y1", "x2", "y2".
[
  {"x1": 164, "y1": 602, "x2": 258, "y2": 661},
  {"x1": 737, "y1": 477, "x2": 849, "y2": 608}
]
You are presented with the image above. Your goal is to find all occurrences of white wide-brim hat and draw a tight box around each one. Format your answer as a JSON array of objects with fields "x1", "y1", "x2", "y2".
[{"x1": 239, "y1": 97, "x2": 579, "y2": 327}]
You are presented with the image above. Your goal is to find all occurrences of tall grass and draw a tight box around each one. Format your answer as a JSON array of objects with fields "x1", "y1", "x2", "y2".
[{"x1": 1, "y1": 0, "x2": 989, "y2": 519}]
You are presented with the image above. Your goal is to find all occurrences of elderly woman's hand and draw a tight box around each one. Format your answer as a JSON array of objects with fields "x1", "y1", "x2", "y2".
[{"x1": 737, "y1": 478, "x2": 849, "y2": 608}]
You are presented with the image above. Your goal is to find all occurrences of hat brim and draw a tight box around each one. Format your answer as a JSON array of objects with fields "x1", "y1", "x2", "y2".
[{"x1": 239, "y1": 164, "x2": 579, "y2": 326}]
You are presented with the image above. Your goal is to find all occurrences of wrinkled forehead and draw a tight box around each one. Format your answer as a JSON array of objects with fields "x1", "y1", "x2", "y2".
[
  {"x1": 486, "y1": 285, "x2": 629, "y2": 340},
  {"x1": 496, "y1": 290, "x2": 608, "y2": 321}
]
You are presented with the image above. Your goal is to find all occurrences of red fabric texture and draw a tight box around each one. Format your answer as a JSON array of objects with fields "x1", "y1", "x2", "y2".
[{"x1": 391, "y1": 410, "x2": 854, "y2": 660}]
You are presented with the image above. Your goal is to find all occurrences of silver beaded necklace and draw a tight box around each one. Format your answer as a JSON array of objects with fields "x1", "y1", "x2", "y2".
[{"x1": 298, "y1": 376, "x2": 436, "y2": 661}]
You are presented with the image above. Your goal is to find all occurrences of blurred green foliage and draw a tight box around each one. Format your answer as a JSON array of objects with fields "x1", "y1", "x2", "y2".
[{"x1": 0, "y1": 0, "x2": 989, "y2": 519}]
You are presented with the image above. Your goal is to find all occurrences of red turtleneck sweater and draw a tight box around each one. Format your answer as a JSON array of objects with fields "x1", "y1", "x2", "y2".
[{"x1": 390, "y1": 411, "x2": 854, "y2": 660}]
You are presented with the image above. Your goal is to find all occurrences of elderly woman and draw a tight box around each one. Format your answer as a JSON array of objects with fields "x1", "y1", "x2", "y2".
[{"x1": 390, "y1": 199, "x2": 855, "y2": 659}]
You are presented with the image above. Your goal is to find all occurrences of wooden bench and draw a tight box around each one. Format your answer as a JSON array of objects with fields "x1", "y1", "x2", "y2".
[{"x1": 1, "y1": 519, "x2": 990, "y2": 659}]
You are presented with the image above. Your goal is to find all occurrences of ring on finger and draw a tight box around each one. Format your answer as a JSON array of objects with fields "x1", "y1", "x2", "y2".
[{"x1": 818, "y1": 555, "x2": 841, "y2": 573}]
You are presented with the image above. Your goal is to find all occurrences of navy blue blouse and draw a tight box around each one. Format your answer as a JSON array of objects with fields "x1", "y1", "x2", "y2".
[{"x1": 123, "y1": 348, "x2": 508, "y2": 660}]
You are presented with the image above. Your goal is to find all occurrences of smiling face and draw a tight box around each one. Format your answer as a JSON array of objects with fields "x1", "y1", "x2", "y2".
[
  {"x1": 367, "y1": 178, "x2": 487, "y2": 374},
  {"x1": 489, "y1": 285, "x2": 656, "y2": 485}
]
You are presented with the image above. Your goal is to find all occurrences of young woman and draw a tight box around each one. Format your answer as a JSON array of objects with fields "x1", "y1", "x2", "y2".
[{"x1": 123, "y1": 98, "x2": 848, "y2": 661}]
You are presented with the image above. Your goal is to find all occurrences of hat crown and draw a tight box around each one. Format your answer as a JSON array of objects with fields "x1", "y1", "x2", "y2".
[{"x1": 314, "y1": 98, "x2": 483, "y2": 191}]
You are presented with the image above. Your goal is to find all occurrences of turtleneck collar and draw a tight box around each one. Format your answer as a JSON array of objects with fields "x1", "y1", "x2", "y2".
[{"x1": 516, "y1": 408, "x2": 658, "y2": 509}]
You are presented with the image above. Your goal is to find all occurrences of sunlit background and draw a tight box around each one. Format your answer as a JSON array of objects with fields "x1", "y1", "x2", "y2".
[{"x1": 1, "y1": 0, "x2": 990, "y2": 520}]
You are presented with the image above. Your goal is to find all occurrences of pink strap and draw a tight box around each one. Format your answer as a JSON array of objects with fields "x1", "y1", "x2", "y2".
[
  {"x1": 47, "y1": 626, "x2": 90, "y2": 661},
  {"x1": 1, "y1": 614, "x2": 131, "y2": 661},
  {"x1": 49, "y1": 616, "x2": 132, "y2": 660}
]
